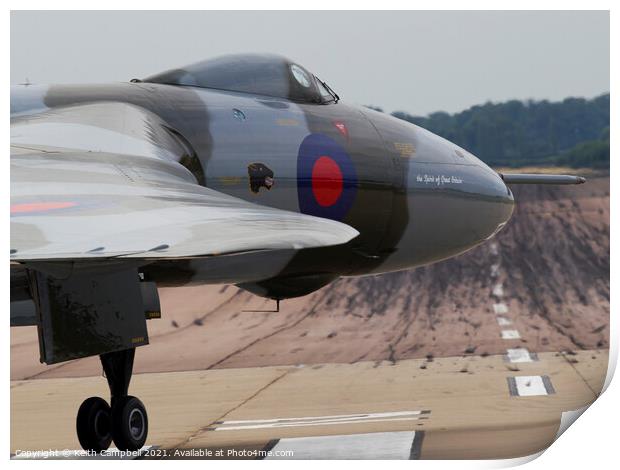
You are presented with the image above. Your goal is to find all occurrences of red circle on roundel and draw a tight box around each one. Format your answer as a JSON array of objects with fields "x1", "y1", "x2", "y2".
[{"x1": 311, "y1": 156, "x2": 343, "y2": 207}]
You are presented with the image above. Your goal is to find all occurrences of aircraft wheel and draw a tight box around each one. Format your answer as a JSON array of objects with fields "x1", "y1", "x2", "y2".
[
  {"x1": 76, "y1": 397, "x2": 112, "y2": 452},
  {"x1": 111, "y1": 396, "x2": 148, "y2": 451}
]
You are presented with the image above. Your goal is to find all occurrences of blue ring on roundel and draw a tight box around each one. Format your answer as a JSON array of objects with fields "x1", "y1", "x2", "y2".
[{"x1": 297, "y1": 133, "x2": 357, "y2": 220}]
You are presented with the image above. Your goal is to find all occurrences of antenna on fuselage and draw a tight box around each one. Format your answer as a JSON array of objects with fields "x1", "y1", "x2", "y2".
[{"x1": 242, "y1": 299, "x2": 280, "y2": 313}]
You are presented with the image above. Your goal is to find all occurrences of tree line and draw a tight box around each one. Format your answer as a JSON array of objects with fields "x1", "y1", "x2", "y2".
[{"x1": 369, "y1": 93, "x2": 609, "y2": 169}]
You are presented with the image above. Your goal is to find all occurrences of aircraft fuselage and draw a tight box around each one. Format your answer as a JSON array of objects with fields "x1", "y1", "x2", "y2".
[{"x1": 12, "y1": 82, "x2": 514, "y2": 299}]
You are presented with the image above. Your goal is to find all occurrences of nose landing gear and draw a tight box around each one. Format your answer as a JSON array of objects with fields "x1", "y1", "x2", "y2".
[{"x1": 76, "y1": 348, "x2": 148, "y2": 453}]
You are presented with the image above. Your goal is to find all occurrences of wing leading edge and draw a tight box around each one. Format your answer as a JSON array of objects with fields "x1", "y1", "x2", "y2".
[
  {"x1": 11, "y1": 147, "x2": 359, "y2": 262},
  {"x1": 11, "y1": 102, "x2": 358, "y2": 262}
]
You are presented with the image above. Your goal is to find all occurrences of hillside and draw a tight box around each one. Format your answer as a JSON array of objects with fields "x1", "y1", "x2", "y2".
[{"x1": 11, "y1": 177, "x2": 609, "y2": 379}]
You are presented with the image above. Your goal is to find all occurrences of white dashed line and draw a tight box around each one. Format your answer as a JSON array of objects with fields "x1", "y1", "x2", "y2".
[
  {"x1": 212, "y1": 410, "x2": 430, "y2": 431},
  {"x1": 493, "y1": 303, "x2": 508, "y2": 314},
  {"x1": 507, "y1": 376, "x2": 556, "y2": 396},
  {"x1": 490, "y1": 263, "x2": 500, "y2": 277},
  {"x1": 496, "y1": 316, "x2": 512, "y2": 326},
  {"x1": 492, "y1": 284, "x2": 504, "y2": 297},
  {"x1": 505, "y1": 348, "x2": 537, "y2": 363},
  {"x1": 501, "y1": 329, "x2": 521, "y2": 340}
]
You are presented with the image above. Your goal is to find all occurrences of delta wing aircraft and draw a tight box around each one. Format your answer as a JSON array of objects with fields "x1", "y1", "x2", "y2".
[{"x1": 10, "y1": 54, "x2": 585, "y2": 452}]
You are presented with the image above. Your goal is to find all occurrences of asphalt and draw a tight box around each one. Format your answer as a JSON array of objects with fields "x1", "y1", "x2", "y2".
[
  {"x1": 11, "y1": 349, "x2": 607, "y2": 459},
  {"x1": 10, "y1": 178, "x2": 609, "y2": 459}
]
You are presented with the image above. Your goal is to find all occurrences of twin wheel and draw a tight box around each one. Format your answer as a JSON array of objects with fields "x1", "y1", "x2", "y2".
[{"x1": 76, "y1": 395, "x2": 148, "y2": 452}]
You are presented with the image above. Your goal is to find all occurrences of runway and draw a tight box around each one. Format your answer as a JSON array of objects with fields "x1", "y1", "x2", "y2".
[
  {"x1": 11, "y1": 349, "x2": 607, "y2": 459},
  {"x1": 10, "y1": 200, "x2": 610, "y2": 460}
]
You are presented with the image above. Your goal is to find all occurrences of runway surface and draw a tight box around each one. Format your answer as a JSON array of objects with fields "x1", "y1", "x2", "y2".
[
  {"x1": 11, "y1": 349, "x2": 607, "y2": 459},
  {"x1": 10, "y1": 179, "x2": 610, "y2": 382},
  {"x1": 10, "y1": 178, "x2": 609, "y2": 459}
]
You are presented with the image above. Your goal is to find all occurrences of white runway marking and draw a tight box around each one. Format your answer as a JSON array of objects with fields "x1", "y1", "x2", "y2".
[
  {"x1": 496, "y1": 316, "x2": 512, "y2": 326},
  {"x1": 505, "y1": 348, "x2": 537, "y2": 363},
  {"x1": 501, "y1": 329, "x2": 521, "y2": 340},
  {"x1": 212, "y1": 410, "x2": 430, "y2": 431},
  {"x1": 493, "y1": 303, "x2": 508, "y2": 314},
  {"x1": 490, "y1": 263, "x2": 500, "y2": 277},
  {"x1": 492, "y1": 284, "x2": 504, "y2": 297},
  {"x1": 11, "y1": 446, "x2": 154, "y2": 460},
  {"x1": 264, "y1": 431, "x2": 424, "y2": 460},
  {"x1": 507, "y1": 376, "x2": 556, "y2": 397}
]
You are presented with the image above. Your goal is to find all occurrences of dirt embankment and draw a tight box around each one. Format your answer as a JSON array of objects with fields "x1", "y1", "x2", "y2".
[{"x1": 10, "y1": 177, "x2": 609, "y2": 379}]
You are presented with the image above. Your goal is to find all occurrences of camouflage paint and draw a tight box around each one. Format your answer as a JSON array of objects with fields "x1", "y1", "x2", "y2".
[{"x1": 11, "y1": 54, "x2": 514, "y2": 299}]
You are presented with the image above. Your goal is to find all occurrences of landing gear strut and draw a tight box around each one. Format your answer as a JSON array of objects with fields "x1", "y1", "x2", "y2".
[{"x1": 76, "y1": 348, "x2": 148, "y2": 452}]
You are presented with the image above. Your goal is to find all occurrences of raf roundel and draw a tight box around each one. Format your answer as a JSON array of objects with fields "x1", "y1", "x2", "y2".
[{"x1": 297, "y1": 134, "x2": 357, "y2": 220}]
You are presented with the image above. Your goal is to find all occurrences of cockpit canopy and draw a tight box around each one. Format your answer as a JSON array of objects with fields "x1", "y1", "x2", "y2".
[{"x1": 144, "y1": 53, "x2": 338, "y2": 104}]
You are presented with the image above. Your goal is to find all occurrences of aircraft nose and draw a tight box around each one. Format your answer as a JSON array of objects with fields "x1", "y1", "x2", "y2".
[
  {"x1": 395, "y1": 161, "x2": 515, "y2": 269},
  {"x1": 471, "y1": 165, "x2": 515, "y2": 240}
]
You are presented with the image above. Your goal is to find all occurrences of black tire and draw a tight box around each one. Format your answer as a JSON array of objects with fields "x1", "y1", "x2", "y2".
[
  {"x1": 111, "y1": 396, "x2": 148, "y2": 451},
  {"x1": 76, "y1": 397, "x2": 112, "y2": 452}
]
